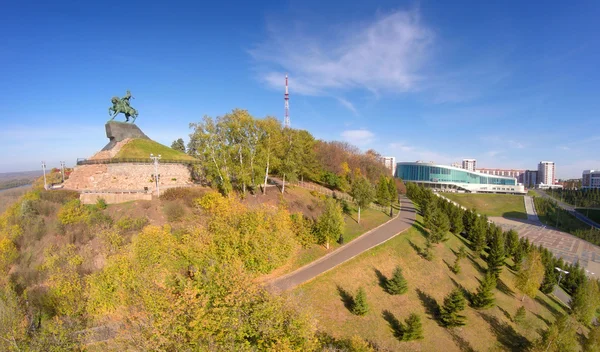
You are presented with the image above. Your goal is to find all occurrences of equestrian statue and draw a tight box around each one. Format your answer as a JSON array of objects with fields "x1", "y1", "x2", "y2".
[{"x1": 108, "y1": 90, "x2": 139, "y2": 123}]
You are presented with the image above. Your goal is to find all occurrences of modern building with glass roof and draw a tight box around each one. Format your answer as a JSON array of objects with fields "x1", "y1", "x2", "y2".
[{"x1": 395, "y1": 161, "x2": 526, "y2": 194}]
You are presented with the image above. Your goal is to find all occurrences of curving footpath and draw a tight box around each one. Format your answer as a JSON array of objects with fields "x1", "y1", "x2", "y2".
[{"x1": 270, "y1": 196, "x2": 416, "y2": 292}]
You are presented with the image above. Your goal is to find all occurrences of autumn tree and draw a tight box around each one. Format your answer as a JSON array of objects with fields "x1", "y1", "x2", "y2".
[
  {"x1": 316, "y1": 198, "x2": 345, "y2": 249},
  {"x1": 515, "y1": 249, "x2": 545, "y2": 302},
  {"x1": 584, "y1": 324, "x2": 600, "y2": 352},
  {"x1": 351, "y1": 176, "x2": 375, "y2": 224},
  {"x1": 532, "y1": 314, "x2": 578, "y2": 352},
  {"x1": 570, "y1": 278, "x2": 600, "y2": 325}
]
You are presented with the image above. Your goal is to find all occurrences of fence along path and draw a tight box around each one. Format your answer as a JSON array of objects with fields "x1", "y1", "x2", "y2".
[{"x1": 288, "y1": 179, "x2": 388, "y2": 212}]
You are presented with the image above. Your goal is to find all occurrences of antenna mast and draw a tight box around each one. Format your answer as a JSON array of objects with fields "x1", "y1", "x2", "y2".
[{"x1": 284, "y1": 74, "x2": 290, "y2": 128}]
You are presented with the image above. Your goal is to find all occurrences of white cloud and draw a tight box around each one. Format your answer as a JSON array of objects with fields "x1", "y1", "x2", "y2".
[
  {"x1": 341, "y1": 129, "x2": 375, "y2": 146},
  {"x1": 250, "y1": 9, "x2": 433, "y2": 96},
  {"x1": 486, "y1": 150, "x2": 502, "y2": 157},
  {"x1": 336, "y1": 97, "x2": 358, "y2": 115},
  {"x1": 508, "y1": 140, "x2": 524, "y2": 149},
  {"x1": 387, "y1": 142, "x2": 458, "y2": 165}
]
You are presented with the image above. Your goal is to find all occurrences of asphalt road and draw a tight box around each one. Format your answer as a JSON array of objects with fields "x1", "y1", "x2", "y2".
[
  {"x1": 270, "y1": 196, "x2": 416, "y2": 292},
  {"x1": 536, "y1": 189, "x2": 600, "y2": 229}
]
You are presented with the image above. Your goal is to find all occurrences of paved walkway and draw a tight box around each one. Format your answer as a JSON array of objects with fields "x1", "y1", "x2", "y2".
[
  {"x1": 523, "y1": 195, "x2": 540, "y2": 223},
  {"x1": 270, "y1": 196, "x2": 416, "y2": 292},
  {"x1": 490, "y1": 217, "x2": 600, "y2": 279}
]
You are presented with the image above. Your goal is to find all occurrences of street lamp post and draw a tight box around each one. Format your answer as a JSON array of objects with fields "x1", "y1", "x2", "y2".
[
  {"x1": 60, "y1": 161, "x2": 65, "y2": 183},
  {"x1": 555, "y1": 267, "x2": 569, "y2": 289},
  {"x1": 150, "y1": 154, "x2": 161, "y2": 197},
  {"x1": 41, "y1": 161, "x2": 47, "y2": 190}
]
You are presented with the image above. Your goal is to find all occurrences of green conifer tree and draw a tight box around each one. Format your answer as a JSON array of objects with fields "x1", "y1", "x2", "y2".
[
  {"x1": 486, "y1": 230, "x2": 505, "y2": 279},
  {"x1": 440, "y1": 288, "x2": 467, "y2": 327},
  {"x1": 514, "y1": 306, "x2": 526, "y2": 324},
  {"x1": 352, "y1": 287, "x2": 369, "y2": 316},
  {"x1": 402, "y1": 313, "x2": 424, "y2": 341},
  {"x1": 426, "y1": 208, "x2": 450, "y2": 244},
  {"x1": 472, "y1": 271, "x2": 497, "y2": 309},
  {"x1": 385, "y1": 266, "x2": 408, "y2": 295}
]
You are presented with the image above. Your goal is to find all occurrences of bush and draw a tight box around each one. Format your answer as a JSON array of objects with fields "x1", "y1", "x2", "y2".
[
  {"x1": 39, "y1": 190, "x2": 79, "y2": 204},
  {"x1": 514, "y1": 306, "x2": 526, "y2": 324},
  {"x1": 164, "y1": 201, "x2": 186, "y2": 222},
  {"x1": 57, "y1": 199, "x2": 90, "y2": 225},
  {"x1": 116, "y1": 216, "x2": 148, "y2": 232},
  {"x1": 290, "y1": 213, "x2": 316, "y2": 248},
  {"x1": 160, "y1": 187, "x2": 207, "y2": 207},
  {"x1": 96, "y1": 197, "x2": 107, "y2": 210}
]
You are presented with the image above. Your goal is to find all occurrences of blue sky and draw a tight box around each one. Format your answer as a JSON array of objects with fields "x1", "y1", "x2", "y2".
[{"x1": 1, "y1": 0, "x2": 599, "y2": 178}]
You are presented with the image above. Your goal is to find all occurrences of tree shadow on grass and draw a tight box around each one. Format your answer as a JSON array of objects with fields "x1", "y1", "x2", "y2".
[
  {"x1": 443, "y1": 259, "x2": 456, "y2": 273},
  {"x1": 466, "y1": 254, "x2": 486, "y2": 274},
  {"x1": 450, "y1": 277, "x2": 473, "y2": 303},
  {"x1": 416, "y1": 289, "x2": 440, "y2": 323},
  {"x1": 498, "y1": 306, "x2": 513, "y2": 322},
  {"x1": 478, "y1": 312, "x2": 531, "y2": 352},
  {"x1": 454, "y1": 233, "x2": 473, "y2": 251},
  {"x1": 336, "y1": 285, "x2": 355, "y2": 312},
  {"x1": 534, "y1": 295, "x2": 561, "y2": 317},
  {"x1": 446, "y1": 329, "x2": 477, "y2": 352},
  {"x1": 373, "y1": 268, "x2": 388, "y2": 292},
  {"x1": 382, "y1": 309, "x2": 404, "y2": 339},
  {"x1": 413, "y1": 220, "x2": 429, "y2": 239},
  {"x1": 532, "y1": 312, "x2": 551, "y2": 326},
  {"x1": 408, "y1": 239, "x2": 423, "y2": 258},
  {"x1": 496, "y1": 278, "x2": 515, "y2": 297}
]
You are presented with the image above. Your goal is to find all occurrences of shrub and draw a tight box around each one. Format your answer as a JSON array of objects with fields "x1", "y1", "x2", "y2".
[
  {"x1": 160, "y1": 187, "x2": 207, "y2": 207},
  {"x1": 164, "y1": 201, "x2": 186, "y2": 222},
  {"x1": 57, "y1": 199, "x2": 90, "y2": 225},
  {"x1": 0, "y1": 237, "x2": 18, "y2": 274},
  {"x1": 116, "y1": 216, "x2": 149, "y2": 232},
  {"x1": 96, "y1": 197, "x2": 107, "y2": 210},
  {"x1": 514, "y1": 306, "x2": 526, "y2": 324},
  {"x1": 290, "y1": 213, "x2": 316, "y2": 248},
  {"x1": 352, "y1": 287, "x2": 369, "y2": 316},
  {"x1": 89, "y1": 210, "x2": 113, "y2": 229}
]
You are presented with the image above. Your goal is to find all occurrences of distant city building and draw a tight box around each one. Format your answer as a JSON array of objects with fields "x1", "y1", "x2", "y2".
[
  {"x1": 538, "y1": 161, "x2": 555, "y2": 186},
  {"x1": 558, "y1": 179, "x2": 582, "y2": 190},
  {"x1": 396, "y1": 161, "x2": 525, "y2": 194},
  {"x1": 381, "y1": 156, "x2": 396, "y2": 176},
  {"x1": 477, "y1": 168, "x2": 525, "y2": 183},
  {"x1": 451, "y1": 162, "x2": 461, "y2": 168},
  {"x1": 524, "y1": 170, "x2": 538, "y2": 188},
  {"x1": 582, "y1": 170, "x2": 600, "y2": 190},
  {"x1": 462, "y1": 159, "x2": 477, "y2": 172}
]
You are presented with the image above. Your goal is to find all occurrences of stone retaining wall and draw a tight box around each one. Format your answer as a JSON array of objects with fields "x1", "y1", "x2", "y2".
[
  {"x1": 64, "y1": 163, "x2": 193, "y2": 193},
  {"x1": 80, "y1": 192, "x2": 152, "y2": 204}
]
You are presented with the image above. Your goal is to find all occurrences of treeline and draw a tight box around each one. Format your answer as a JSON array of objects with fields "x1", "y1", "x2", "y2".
[
  {"x1": 183, "y1": 109, "x2": 390, "y2": 195},
  {"x1": 0, "y1": 178, "x2": 32, "y2": 191},
  {"x1": 549, "y1": 188, "x2": 600, "y2": 208},
  {"x1": 534, "y1": 196, "x2": 600, "y2": 246},
  {"x1": 406, "y1": 183, "x2": 600, "y2": 352}
]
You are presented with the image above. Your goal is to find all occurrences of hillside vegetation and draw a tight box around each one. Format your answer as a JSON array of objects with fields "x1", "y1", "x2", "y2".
[
  {"x1": 115, "y1": 138, "x2": 196, "y2": 161},
  {"x1": 443, "y1": 193, "x2": 527, "y2": 219}
]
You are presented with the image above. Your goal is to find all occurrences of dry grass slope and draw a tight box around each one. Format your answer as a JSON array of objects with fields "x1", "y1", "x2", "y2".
[{"x1": 294, "y1": 215, "x2": 566, "y2": 351}]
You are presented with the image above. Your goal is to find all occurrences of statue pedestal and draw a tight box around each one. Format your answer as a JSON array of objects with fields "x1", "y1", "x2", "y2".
[{"x1": 103, "y1": 121, "x2": 150, "y2": 151}]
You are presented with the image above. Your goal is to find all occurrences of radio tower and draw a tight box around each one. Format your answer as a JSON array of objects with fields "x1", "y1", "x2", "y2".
[{"x1": 284, "y1": 74, "x2": 290, "y2": 128}]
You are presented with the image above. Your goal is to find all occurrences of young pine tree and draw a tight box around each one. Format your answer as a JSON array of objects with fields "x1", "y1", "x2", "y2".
[
  {"x1": 386, "y1": 266, "x2": 408, "y2": 295},
  {"x1": 472, "y1": 271, "x2": 497, "y2": 309},
  {"x1": 486, "y1": 230, "x2": 505, "y2": 279},
  {"x1": 423, "y1": 238, "x2": 434, "y2": 261},
  {"x1": 352, "y1": 287, "x2": 369, "y2": 316},
  {"x1": 427, "y1": 208, "x2": 450, "y2": 244},
  {"x1": 513, "y1": 306, "x2": 526, "y2": 324},
  {"x1": 440, "y1": 288, "x2": 467, "y2": 327},
  {"x1": 452, "y1": 246, "x2": 467, "y2": 274},
  {"x1": 402, "y1": 313, "x2": 424, "y2": 341}
]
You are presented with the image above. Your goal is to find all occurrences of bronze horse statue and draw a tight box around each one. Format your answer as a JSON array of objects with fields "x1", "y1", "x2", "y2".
[{"x1": 109, "y1": 90, "x2": 139, "y2": 123}]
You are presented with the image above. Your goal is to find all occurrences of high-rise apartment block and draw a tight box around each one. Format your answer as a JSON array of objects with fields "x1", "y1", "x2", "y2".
[
  {"x1": 538, "y1": 161, "x2": 555, "y2": 186},
  {"x1": 462, "y1": 159, "x2": 476, "y2": 172},
  {"x1": 524, "y1": 170, "x2": 538, "y2": 188},
  {"x1": 582, "y1": 170, "x2": 600, "y2": 189},
  {"x1": 382, "y1": 156, "x2": 396, "y2": 176}
]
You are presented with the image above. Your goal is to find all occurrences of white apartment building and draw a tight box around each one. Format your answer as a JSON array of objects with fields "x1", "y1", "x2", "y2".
[
  {"x1": 538, "y1": 161, "x2": 555, "y2": 186},
  {"x1": 582, "y1": 170, "x2": 600, "y2": 189},
  {"x1": 382, "y1": 156, "x2": 396, "y2": 176},
  {"x1": 462, "y1": 159, "x2": 477, "y2": 172}
]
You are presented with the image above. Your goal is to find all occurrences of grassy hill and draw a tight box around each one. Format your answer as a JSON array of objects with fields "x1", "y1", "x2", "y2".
[
  {"x1": 115, "y1": 138, "x2": 196, "y2": 161},
  {"x1": 294, "y1": 215, "x2": 567, "y2": 351},
  {"x1": 443, "y1": 193, "x2": 527, "y2": 219}
]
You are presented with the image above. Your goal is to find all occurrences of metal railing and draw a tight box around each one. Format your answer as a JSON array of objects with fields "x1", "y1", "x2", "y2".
[{"x1": 76, "y1": 157, "x2": 202, "y2": 166}]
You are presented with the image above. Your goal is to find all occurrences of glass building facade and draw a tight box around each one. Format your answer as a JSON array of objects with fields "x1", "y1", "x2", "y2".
[{"x1": 396, "y1": 163, "x2": 516, "y2": 186}]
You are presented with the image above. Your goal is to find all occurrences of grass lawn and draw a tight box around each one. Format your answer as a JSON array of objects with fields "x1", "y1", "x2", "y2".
[
  {"x1": 443, "y1": 193, "x2": 527, "y2": 219},
  {"x1": 115, "y1": 139, "x2": 196, "y2": 161},
  {"x1": 576, "y1": 208, "x2": 600, "y2": 224},
  {"x1": 293, "y1": 215, "x2": 566, "y2": 351}
]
